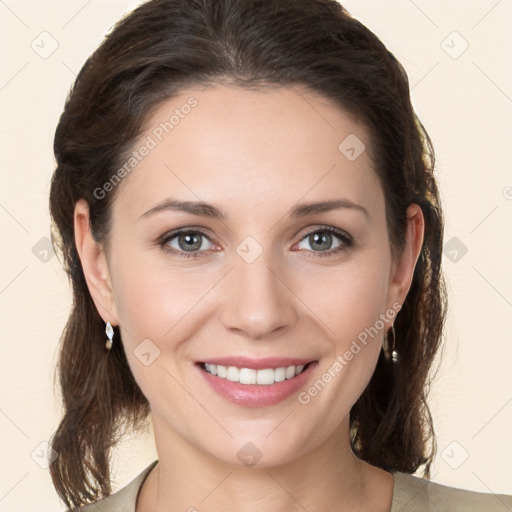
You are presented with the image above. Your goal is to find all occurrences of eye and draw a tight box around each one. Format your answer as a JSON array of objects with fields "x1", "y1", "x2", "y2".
[
  {"x1": 159, "y1": 226, "x2": 352, "y2": 259},
  {"x1": 160, "y1": 229, "x2": 216, "y2": 258},
  {"x1": 295, "y1": 227, "x2": 352, "y2": 257}
]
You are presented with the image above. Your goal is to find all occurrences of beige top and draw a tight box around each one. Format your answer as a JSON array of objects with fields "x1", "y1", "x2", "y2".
[{"x1": 73, "y1": 460, "x2": 512, "y2": 511}]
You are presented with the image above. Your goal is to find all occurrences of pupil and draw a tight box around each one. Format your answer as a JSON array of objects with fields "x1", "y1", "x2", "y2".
[
  {"x1": 179, "y1": 233, "x2": 201, "y2": 251},
  {"x1": 311, "y1": 232, "x2": 331, "y2": 251}
]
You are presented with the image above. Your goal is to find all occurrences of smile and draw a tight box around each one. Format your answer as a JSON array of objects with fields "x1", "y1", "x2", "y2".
[
  {"x1": 196, "y1": 358, "x2": 318, "y2": 407},
  {"x1": 202, "y1": 363, "x2": 308, "y2": 385}
]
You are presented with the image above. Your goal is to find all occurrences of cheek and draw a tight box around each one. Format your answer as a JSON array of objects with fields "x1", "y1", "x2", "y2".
[
  {"x1": 109, "y1": 252, "x2": 225, "y2": 395},
  {"x1": 293, "y1": 249, "x2": 391, "y2": 414},
  {"x1": 297, "y1": 250, "x2": 391, "y2": 346},
  {"x1": 109, "y1": 256, "x2": 200, "y2": 398},
  {"x1": 110, "y1": 253, "x2": 210, "y2": 341}
]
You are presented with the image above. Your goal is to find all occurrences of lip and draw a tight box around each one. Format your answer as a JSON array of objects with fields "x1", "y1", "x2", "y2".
[
  {"x1": 196, "y1": 359, "x2": 318, "y2": 408},
  {"x1": 197, "y1": 356, "x2": 314, "y2": 370}
]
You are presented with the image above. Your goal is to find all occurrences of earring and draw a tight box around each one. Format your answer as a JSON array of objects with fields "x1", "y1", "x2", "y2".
[
  {"x1": 105, "y1": 321, "x2": 114, "y2": 351},
  {"x1": 382, "y1": 325, "x2": 398, "y2": 364}
]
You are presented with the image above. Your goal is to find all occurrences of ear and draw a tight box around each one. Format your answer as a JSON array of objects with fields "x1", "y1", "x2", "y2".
[
  {"x1": 386, "y1": 203, "x2": 425, "y2": 310},
  {"x1": 74, "y1": 199, "x2": 118, "y2": 325}
]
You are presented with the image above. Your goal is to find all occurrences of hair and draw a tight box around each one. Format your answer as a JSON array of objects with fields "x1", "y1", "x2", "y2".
[{"x1": 48, "y1": 0, "x2": 447, "y2": 508}]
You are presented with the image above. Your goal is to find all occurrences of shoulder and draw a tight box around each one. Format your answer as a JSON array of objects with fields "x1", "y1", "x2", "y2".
[
  {"x1": 65, "y1": 460, "x2": 158, "y2": 512},
  {"x1": 391, "y1": 471, "x2": 512, "y2": 512}
]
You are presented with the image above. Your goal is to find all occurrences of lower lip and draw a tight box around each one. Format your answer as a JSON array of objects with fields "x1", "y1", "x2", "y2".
[{"x1": 197, "y1": 362, "x2": 318, "y2": 407}]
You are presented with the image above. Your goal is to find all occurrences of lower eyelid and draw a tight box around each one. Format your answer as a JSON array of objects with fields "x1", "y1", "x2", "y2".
[
  {"x1": 162, "y1": 231, "x2": 214, "y2": 252},
  {"x1": 160, "y1": 227, "x2": 352, "y2": 256},
  {"x1": 298, "y1": 228, "x2": 351, "y2": 245}
]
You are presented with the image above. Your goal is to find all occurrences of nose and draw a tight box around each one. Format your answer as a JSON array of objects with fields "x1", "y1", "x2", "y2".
[{"x1": 219, "y1": 249, "x2": 298, "y2": 340}]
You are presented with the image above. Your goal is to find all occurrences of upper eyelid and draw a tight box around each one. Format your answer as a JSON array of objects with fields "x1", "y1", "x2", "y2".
[
  {"x1": 295, "y1": 227, "x2": 352, "y2": 250},
  {"x1": 161, "y1": 225, "x2": 351, "y2": 249},
  {"x1": 160, "y1": 228, "x2": 217, "y2": 249}
]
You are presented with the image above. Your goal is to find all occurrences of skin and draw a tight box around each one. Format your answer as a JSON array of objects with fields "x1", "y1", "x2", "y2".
[{"x1": 74, "y1": 84, "x2": 424, "y2": 512}]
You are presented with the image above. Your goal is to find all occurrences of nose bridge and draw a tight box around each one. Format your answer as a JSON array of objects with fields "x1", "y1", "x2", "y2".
[{"x1": 219, "y1": 239, "x2": 297, "y2": 338}]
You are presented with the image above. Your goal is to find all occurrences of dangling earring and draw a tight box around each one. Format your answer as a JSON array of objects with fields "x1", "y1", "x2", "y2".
[
  {"x1": 382, "y1": 325, "x2": 398, "y2": 364},
  {"x1": 105, "y1": 321, "x2": 114, "y2": 351}
]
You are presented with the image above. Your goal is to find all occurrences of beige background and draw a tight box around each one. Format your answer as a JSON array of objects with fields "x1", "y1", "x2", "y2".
[{"x1": 0, "y1": 0, "x2": 511, "y2": 510}]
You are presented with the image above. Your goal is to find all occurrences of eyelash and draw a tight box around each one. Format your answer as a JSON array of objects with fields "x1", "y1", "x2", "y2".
[{"x1": 159, "y1": 226, "x2": 353, "y2": 259}]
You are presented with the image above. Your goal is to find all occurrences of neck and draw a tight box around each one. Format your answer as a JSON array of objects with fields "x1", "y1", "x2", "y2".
[{"x1": 137, "y1": 415, "x2": 393, "y2": 512}]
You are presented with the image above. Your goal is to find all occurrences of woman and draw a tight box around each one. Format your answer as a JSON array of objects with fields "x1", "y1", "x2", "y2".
[{"x1": 48, "y1": 0, "x2": 512, "y2": 510}]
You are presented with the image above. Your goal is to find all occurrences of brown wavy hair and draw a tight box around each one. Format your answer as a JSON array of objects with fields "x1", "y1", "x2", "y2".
[{"x1": 48, "y1": 0, "x2": 447, "y2": 508}]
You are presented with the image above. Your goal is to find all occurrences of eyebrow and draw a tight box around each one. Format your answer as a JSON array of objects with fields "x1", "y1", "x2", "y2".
[{"x1": 139, "y1": 197, "x2": 369, "y2": 220}]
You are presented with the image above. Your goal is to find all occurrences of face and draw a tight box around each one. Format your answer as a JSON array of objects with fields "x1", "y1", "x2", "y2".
[{"x1": 80, "y1": 84, "x2": 422, "y2": 468}]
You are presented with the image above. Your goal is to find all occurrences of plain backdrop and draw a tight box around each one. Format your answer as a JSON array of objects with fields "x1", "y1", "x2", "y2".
[{"x1": 0, "y1": 1, "x2": 511, "y2": 510}]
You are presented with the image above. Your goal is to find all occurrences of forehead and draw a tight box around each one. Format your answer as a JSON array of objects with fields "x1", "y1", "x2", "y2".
[{"x1": 111, "y1": 84, "x2": 382, "y2": 220}]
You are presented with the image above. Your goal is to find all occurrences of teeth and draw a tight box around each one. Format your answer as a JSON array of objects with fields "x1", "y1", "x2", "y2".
[
  {"x1": 205, "y1": 363, "x2": 217, "y2": 376},
  {"x1": 239, "y1": 368, "x2": 257, "y2": 384},
  {"x1": 274, "y1": 367, "x2": 286, "y2": 382},
  {"x1": 285, "y1": 366, "x2": 295, "y2": 379},
  {"x1": 203, "y1": 364, "x2": 307, "y2": 385}
]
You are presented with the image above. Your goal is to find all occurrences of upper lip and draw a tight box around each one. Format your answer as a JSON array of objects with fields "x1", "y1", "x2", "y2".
[{"x1": 197, "y1": 356, "x2": 316, "y2": 370}]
